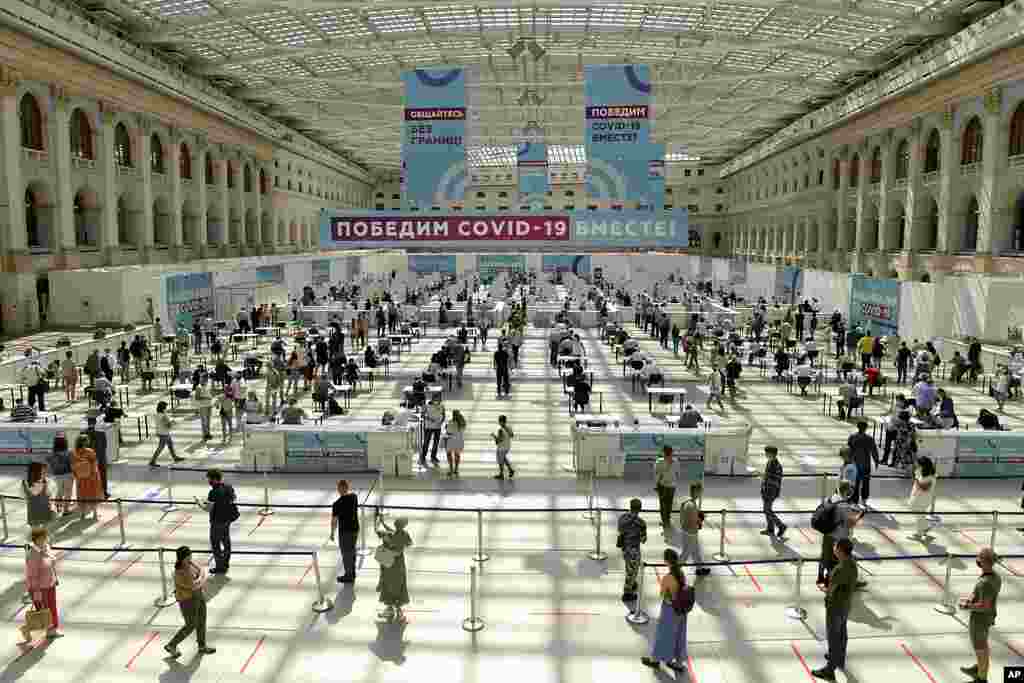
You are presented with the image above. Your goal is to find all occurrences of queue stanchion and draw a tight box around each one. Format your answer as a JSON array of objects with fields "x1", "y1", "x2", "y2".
[
  {"x1": 310, "y1": 550, "x2": 334, "y2": 613},
  {"x1": 473, "y1": 509, "x2": 489, "y2": 563},
  {"x1": 785, "y1": 558, "x2": 808, "y2": 620},
  {"x1": 357, "y1": 505, "x2": 370, "y2": 557},
  {"x1": 712, "y1": 510, "x2": 730, "y2": 562},
  {"x1": 626, "y1": 562, "x2": 650, "y2": 625},
  {"x1": 934, "y1": 551, "x2": 957, "y2": 615},
  {"x1": 116, "y1": 499, "x2": 127, "y2": 547},
  {"x1": 21, "y1": 545, "x2": 31, "y2": 605},
  {"x1": 990, "y1": 510, "x2": 999, "y2": 554},
  {"x1": 0, "y1": 495, "x2": 8, "y2": 539},
  {"x1": 583, "y1": 472, "x2": 596, "y2": 521},
  {"x1": 588, "y1": 508, "x2": 608, "y2": 561},
  {"x1": 819, "y1": 473, "x2": 829, "y2": 502},
  {"x1": 163, "y1": 467, "x2": 178, "y2": 513},
  {"x1": 462, "y1": 565, "x2": 485, "y2": 632},
  {"x1": 926, "y1": 489, "x2": 940, "y2": 524},
  {"x1": 154, "y1": 548, "x2": 177, "y2": 607},
  {"x1": 259, "y1": 471, "x2": 274, "y2": 517}
]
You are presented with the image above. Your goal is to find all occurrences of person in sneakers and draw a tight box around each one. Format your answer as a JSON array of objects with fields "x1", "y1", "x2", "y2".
[
  {"x1": 617, "y1": 498, "x2": 647, "y2": 603},
  {"x1": 812, "y1": 538, "x2": 857, "y2": 681},
  {"x1": 150, "y1": 401, "x2": 183, "y2": 467},
  {"x1": 23, "y1": 527, "x2": 62, "y2": 640},
  {"x1": 420, "y1": 394, "x2": 446, "y2": 467},
  {"x1": 760, "y1": 446, "x2": 787, "y2": 539},
  {"x1": 491, "y1": 415, "x2": 515, "y2": 479},
  {"x1": 164, "y1": 546, "x2": 215, "y2": 658},
  {"x1": 329, "y1": 479, "x2": 359, "y2": 584},
  {"x1": 959, "y1": 547, "x2": 1001, "y2": 683},
  {"x1": 679, "y1": 482, "x2": 709, "y2": 577}
]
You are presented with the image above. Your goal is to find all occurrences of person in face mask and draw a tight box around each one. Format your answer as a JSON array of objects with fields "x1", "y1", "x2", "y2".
[{"x1": 958, "y1": 547, "x2": 1001, "y2": 683}]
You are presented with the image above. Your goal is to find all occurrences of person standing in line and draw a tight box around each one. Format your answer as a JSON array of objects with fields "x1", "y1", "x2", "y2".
[
  {"x1": 907, "y1": 456, "x2": 937, "y2": 540},
  {"x1": 654, "y1": 446, "x2": 678, "y2": 534},
  {"x1": 896, "y1": 341, "x2": 911, "y2": 385},
  {"x1": 23, "y1": 463, "x2": 54, "y2": 531},
  {"x1": 491, "y1": 414, "x2": 515, "y2": 480},
  {"x1": 420, "y1": 394, "x2": 445, "y2": 468},
  {"x1": 82, "y1": 416, "x2": 109, "y2": 499},
  {"x1": 846, "y1": 421, "x2": 879, "y2": 507},
  {"x1": 816, "y1": 482, "x2": 866, "y2": 587},
  {"x1": 70, "y1": 435, "x2": 101, "y2": 521},
  {"x1": 444, "y1": 409, "x2": 467, "y2": 478},
  {"x1": 194, "y1": 378, "x2": 214, "y2": 442},
  {"x1": 375, "y1": 513, "x2": 413, "y2": 623},
  {"x1": 46, "y1": 435, "x2": 74, "y2": 517},
  {"x1": 329, "y1": 479, "x2": 359, "y2": 583},
  {"x1": 20, "y1": 358, "x2": 46, "y2": 412},
  {"x1": 264, "y1": 362, "x2": 285, "y2": 415},
  {"x1": 760, "y1": 446, "x2": 787, "y2": 539},
  {"x1": 640, "y1": 548, "x2": 691, "y2": 674},
  {"x1": 959, "y1": 547, "x2": 1001, "y2": 683},
  {"x1": 617, "y1": 498, "x2": 647, "y2": 602},
  {"x1": 163, "y1": 546, "x2": 216, "y2": 657},
  {"x1": 494, "y1": 342, "x2": 511, "y2": 398},
  {"x1": 150, "y1": 401, "x2": 183, "y2": 467},
  {"x1": 61, "y1": 351, "x2": 77, "y2": 403},
  {"x1": 811, "y1": 538, "x2": 858, "y2": 681},
  {"x1": 217, "y1": 392, "x2": 235, "y2": 444},
  {"x1": 679, "y1": 482, "x2": 710, "y2": 577},
  {"x1": 196, "y1": 469, "x2": 238, "y2": 575},
  {"x1": 706, "y1": 370, "x2": 725, "y2": 411},
  {"x1": 23, "y1": 527, "x2": 62, "y2": 641}
]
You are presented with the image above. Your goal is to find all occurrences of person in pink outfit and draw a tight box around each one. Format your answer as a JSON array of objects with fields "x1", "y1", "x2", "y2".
[{"x1": 24, "y1": 526, "x2": 62, "y2": 640}]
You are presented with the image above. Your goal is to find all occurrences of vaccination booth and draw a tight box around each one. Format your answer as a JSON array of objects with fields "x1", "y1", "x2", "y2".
[
  {"x1": 0, "y1": 420, "x2": 120, "y2": 466},
  {"x1": 242, "y1": 421, "x2": 417, "y2": 475}
]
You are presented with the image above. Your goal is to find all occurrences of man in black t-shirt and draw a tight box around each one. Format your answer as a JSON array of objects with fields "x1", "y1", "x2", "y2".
[
  {"x1": 329, "y1": 480, "x2": 359, "y2": 583},
  {"x1": 197, "y1": 469, "x2": 237, "y2": 574},
  {"x1": 494, "y1": 343, "x2": 511, "y2": 397}
]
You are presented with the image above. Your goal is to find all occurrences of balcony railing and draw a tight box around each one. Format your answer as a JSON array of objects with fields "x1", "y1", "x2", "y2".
[
  {"x1": 1010, "y1": 154, "x2": 1024, "y2": 169},
  {"x1": 960, "y1": 161, "x2": 980, "y2": 176},
  {"x1": 22, "y1": 148, "x2": 49, "y2": 165},
  {"x1": 894, "y1": 177, "x2": 908, "y2": 188},
  {"x1": 117, "y1": 164, "x2": 137, "y2": 178},
  {"x1": 922, "y1": 170, "x2": 939, "y2": 184},
  {"x1": 71, "y1": 155, "x2": 96, "y2": 170}
]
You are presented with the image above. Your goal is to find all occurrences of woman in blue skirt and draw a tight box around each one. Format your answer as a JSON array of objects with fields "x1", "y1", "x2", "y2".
[{"x1": 642, "y1": 548, "x2": 690, "y2": 674}]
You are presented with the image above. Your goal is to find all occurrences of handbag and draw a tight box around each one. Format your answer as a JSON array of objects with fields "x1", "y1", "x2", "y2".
[
  {"x1": 24, "y1": 606, "x2": 52, "y2": 633},
  {"x1": 374, "y1": 545, "x2": 396, "y2": 568},
  {"x1": 616, "y1": 533, "x2": 625, "y2": 548}
]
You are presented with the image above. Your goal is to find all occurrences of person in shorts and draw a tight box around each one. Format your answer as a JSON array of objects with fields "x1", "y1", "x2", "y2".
[{"x1": 959, "y1": 547, "x2": 1001, "y2": 683}]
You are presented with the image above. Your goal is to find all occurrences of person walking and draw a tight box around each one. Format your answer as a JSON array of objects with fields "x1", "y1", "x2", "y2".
[
  {"x1": 61, "y1": 351, "x2": 77, "y2": 403},
  {"x1": 70, "y1": 435, "x2": 101, "y2": 521},
  {"x1": 679, "y1": 482, "x2": 709, "y2": 577},
  {"x1": 375, "y1": 513, "x2": 413, "y2": 623},
  {"x1": 217, "y1": 392, "x2": 235, "y2": 444},
  {"x1": 164, "y1": 546, "x2": 216, "y2": 657},
  {"x1": 150, "y1": 401, "x2": 183, "y2": 467},
  {"x1": 194, "y1": 378, "x2": 214, "y2": 441},
  {"x1": 23, "y1": 527, "x2": 62, "y2": 641},
  {"x1": 617, "y1": 498, "x2": 647, "y2": 602},
  {"x1": 196, "y1": 469, "x2": 238, "y2": 574},
  {"x1": 812, "y1": 537, "x2": 858, "y2": 681},
  {"x1": 444, "y1": 409, "x2": 467, "y2": 477},
  {"x1": 760, "y1": 445, "x2": 787, "y2": 539},
  {"x1": 907, "y1": 456, "x2": 937, "y2": 540},
  {"x1": 654, "y1": 446, "x2": 679, "y2": 534},
  {"x1": 329, "y1": 479, "x2": 359, "y2": 583},
  {"x1": 706, "y1": 370, "x2": 725, "y2": 411},
  {"x1": 959, "y1": 547, "x2": 1001, "y2": 683},
  {"x1": 640, "y1": 548, "x2": 692, "y2": 675},
  {"x1": 491, "y1": 414, "x2": 515, "y2": 480},
  {"x1": 420, "y1": 394, "x2": 445, "y2": 468},
  {"x1": 23, "y1": 463, "x2": 54, "y2": 530},
  {"x1": 46, "y1": 435, "x2": 74, "y2": 517},
  {"x1": 847, "y1": 421, "x2": 879, "y2": 507},
  {"x1": 816, "y1": 482, "x2": 866, "y2": 586},
  {"x1": 494, "y1": 342, "x2": 511, "y2": 397}
]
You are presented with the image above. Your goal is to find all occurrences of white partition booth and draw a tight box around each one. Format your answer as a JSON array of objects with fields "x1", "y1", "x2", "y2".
[
  {"x1": 0, "y1": 420, "x2": 120, "y2": 465},
  {"x1": 242, "y1": 422, "x2": 417, "y2": 475}
]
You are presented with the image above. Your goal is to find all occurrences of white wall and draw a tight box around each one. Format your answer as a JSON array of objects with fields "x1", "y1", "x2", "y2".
[
  {"x1": 712, "y1": 258, "x2": 729, "y2": 284},
  {"x1": 942, "y1": 275, "x2": 987, "y2": 339},
  {"x1": 747, "y1": 264, "x2": 777, "y2": 301},
  {"x1": 49, "y1": 270, "x2": 127, "y2": 326},
  {"x1": 982, "y1": 279, "x2": 1024, "y2": 341},
  {"x1": 898, "y1": 281, "x2": 940, "y2": 342},
  {"x1": 284, "y1": 261, "x2": 312, "y2": 297},
  {"x1": 592, "y1": 255, "x2": 630, "y2": 283},
  {"x1": 803, "y1": 270, "x2": 850, "y2": 318}
]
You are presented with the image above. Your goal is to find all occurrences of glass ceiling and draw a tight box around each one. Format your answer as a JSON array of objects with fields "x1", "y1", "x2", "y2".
[
  {"x1": 467, "y1": 145, "x2": 700, "y2": 167},
  {"x1": 95, "y1": 0, "x2": 970, "y2": 171}
]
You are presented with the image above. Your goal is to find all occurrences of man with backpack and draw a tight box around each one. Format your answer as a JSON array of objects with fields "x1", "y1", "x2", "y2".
[
  {"x1": 813, "y1": 481, "x2": 865, "y2": 586},
  {"x1": 196, "y1": 469, "x2": 238, "y2": 575},
  {"x1": 812, "y1": 538, "x2": 858, "y2": 681},
  {"x1": 847, "y1": 421, "x2": 880, "y2": 507}
]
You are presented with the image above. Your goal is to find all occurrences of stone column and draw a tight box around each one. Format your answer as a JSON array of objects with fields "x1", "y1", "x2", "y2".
[
  {"x1": 904, "y1": 121, "x2": 925, "y2": 253},
  {"x1": 233, "y1": 155, "x2": 246, "y2": 253},
  {"x1": 0, "y1": 66, "x2": 26, "y2": 257},
  {"x1": 251, "y1": 162, "x2": 262, "y2": 253},
  {"x1": 936, "y1": 108, "x2": 957, "y2": 254},
  {"x1": 980, "y1": 87, "x2": 1008, "y2": 254},
  {"x1": 194, "y1": 142, "x2": 208, "y2": 258},
  {"x1": 854, "y1": 142, "x2": 870, "y2": 254},
  {"x1": 168, "y1": 129, "x2": 184, "y2": 259},
  {"x1": 217, "y1": 156, "x2": 229, "y2": 252},
  {"x1": 835, "y1": 149, "x2": 850, "y2": 269},
  {"x1": 137, "y1": 116, "x2": 154, "y2": 261},
  {"x1": 97, "y1": 106, "x2": 119, "y2": 263},
  {"x1": 50, "y1": 90, "x2": 76, "y2": 262},
  {"x1": 876, "y1": 132, "x2": 894, "y2": 252}
]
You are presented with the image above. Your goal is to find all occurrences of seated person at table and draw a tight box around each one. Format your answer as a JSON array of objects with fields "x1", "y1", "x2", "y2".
[
  {"x1": 642, "y1": 359, "x2": 665, "y2": 387},
  {"x1": 947, "y1": 351, "x2": 968, "y2": 383},
  {"x1": 243, "y1": 354, "x2": 262, "y2": 379},
  {"x1": 103, "y1": 400, "x2": 124, "y2": 423},
  {"x1": 836, "y1": 376, "x2": 863, "y2": 420},
  {"x1": 557, "y1": 334, "x2": 576, "y2": 359},
  {"x1": 363, "y1": 345, "x2": 378, "y2": 369},
  {"x1": 794, "y1": 363, "x2": 816, "y2": 396},
  {"x1": 677, "y1": 404, "x2": 704, "y2": 428},
  {"x1": 839, "y1": 353, "x2": 857, "y2": 381},
  {"x1": 376, "y1": 337, "x2": 391, "y2": 357},
  {"x1": 138, "y1": 353, "x2": 156, "y2": 392},
  {"x1": 10, "y1": 398, "x2": 36, "y2": 422},
  {"x1": 344, "y1": 358, "x2": 360, "y2": 386},
  {"x1": 244, "y1": 392, "x2": 265, "y2": 424},
  {"x1": 622, "y1": 338, "x2": 641, "y2": 357},
  {"x1": 629, "y1": 350, "x2": 651, "y2": 374},
  {"x1": 329, "y1": 350, "x2": 347, "y2": 385},
  {"x1": 313, "y1": 374, "x2": 332, "y2": 409},
  {"x1": 977, "y1": 408, "x2": 1003, "y2": 430},
  {"x1": 406, "y1": 377, "x2": 427, "y2": 410},
  {"x1": 747, "y1": 339, "x2": 765, "y2": 366},
  {"x1": 270, "y1": 335, "x2": 285, "y2": 359},
  {"x1": 572, "y1": 377, "x2": 591, "y2": 412},
  {"x1": 423, "y1": 359, "x2": 441, "y2": 384},
  {"x1": 93, "y1": 375, "x2": 113, "y2": 406},
  {"x1": 279, "y1": 398, "x2": 307, "y2": 425},
  {"x1": 568, "y1": 361, "x2": 585, "y2": 385},
  {"x1": 913, "y1": 375, "x2": 937, "y2": 415},
  {"x1": 326, "y1": 395, "x2": 346, "y2": 416},
  {"x1": 613, "y1": 329, "x2": 630, "y2": 347},
  {"x1": 774, "y1": 347, "x2": 790, "y2": 379},
  {"x1": 804, "y1": 337, "x2": 819, "y2": 365},
  {"x1": 213, "y1": 359, "x2": 231, "y2": 386}
]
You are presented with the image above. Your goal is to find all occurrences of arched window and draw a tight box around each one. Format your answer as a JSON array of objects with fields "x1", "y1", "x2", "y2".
[
  {"x1": 150, "y1": 134, "x2": 164, "y2": 173},
  {"x1": 259, "y1": 169, "x2": 268, "y2": 195},
  {"x1": 849, "y1": 154, "x2": 860, "y2": 188},
  {"x1": 70, "y1": 109, "x2": 93, "y2": 160},
  {"x1": 961, "y1": 117, "x2": 983, "y2": 165},
  {"x1": 25, "y1": 189, "x2": 40, "y2": 248},
  {"x1": 895, "y1": 140, "x2": 909, "y2": 180},
  {"x1": 963, "y1": 196, "x2": 979, "y2": 252},
  {"x1": 114, "y1": 123, "x2": 132, "y2": 167},
  {"x1": 226, "y1": 162, "x2": 235, "y2": 189},
  {"x1": 19, "y1": 94, "x2": 43, "y2": 150},
  {"x1": 869, "y1": 147, "x2": 881, "y2": 183},
  {"x1": 924, "y1": 130, "x2": 941, "y2": 173},
  {"x1": 1011, "y1": 103, "x2": 1024, "y2": 157},
  {"x1": 832, "y1": 159, "x2": 840, "y2": 189},
  {"x1": 925, "y1": 200, "x2": 939, "y2": 250},
  {"x1": 243, "y1": 165, "x2": 252, "y2": 193},
  {"x1": 117, "y1": 197, "x2": 130, "y2": 245},
  {"x1": 205, "y1": 155, "x2": 214, "y2": 185},
  {"x1": 179, "y1": 143, "x2": 192, "y2": 180}
]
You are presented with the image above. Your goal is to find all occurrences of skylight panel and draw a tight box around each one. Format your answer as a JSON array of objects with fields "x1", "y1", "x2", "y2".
[
  {"x1": 367, "y1": 9, "x2": 425, "y2": 35},
  {"x1": 548, "y1": 7, "x2": 590, "y2": 27},
  {"x1": 306, "y1": 9, "x2": 372, "y2": 39},
  {"x1": 135, "y1": 0, "x2": 214, "y2": 20},
  {"x1": 424, "y1": 6, "x2": 477, "y2": 31},
  {"x1": 477, "y1": 7, "x2": 517, "y2": 29}
]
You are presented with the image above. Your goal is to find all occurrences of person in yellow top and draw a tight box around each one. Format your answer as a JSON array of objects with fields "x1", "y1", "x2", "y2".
[
  {"x1": 164, "y1": 546, "x2": 216, "y2": 658},
  {"x1": 857, "y1": 332, "x2": 874, "y2": 371}
]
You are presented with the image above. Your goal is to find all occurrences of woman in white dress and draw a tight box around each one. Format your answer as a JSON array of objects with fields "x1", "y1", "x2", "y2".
[
  {"x1": 444, "y1": 410, "x2": 467, "y2": 478},
  {"x1": 907, "y1": 455, "x2": 937, "y2": 540}
]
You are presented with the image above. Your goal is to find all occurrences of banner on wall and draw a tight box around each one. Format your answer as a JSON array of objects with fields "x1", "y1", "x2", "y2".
[
  {"x1": 284, "y1": 431, "x2": 368, "y2": 471},
  {"x1": 542, "y1": 255, "x2": 591, "y2": 274},
  {"x1": 584, "y1": 64, "x2": 654, "y2": 205},
  {"x1": 479, "y1": 254, "x2": 526, "y2": 277},
  {"x1": 774, "y1": 266, "x2": 804, "y2": 305},
  {"x1": 401, "y1": 68, "x2": 467, "y2": 209},
  {"x1": 256, "y1": 265, "x2": 284, "y2": 283},
  {"x1": 321, "y1": 209, "x2": 687, "y2": 249},
  {"x1": 408, "y1": 254, "x2": 457, "y2": 274},
  {"x1": 0, "y1": 428, "x2": 62, "y2": 466},
  {"x1": 162, "y1": 272, "x2": 214, "y2": 335},
  {"x1": 728, "y1": 258, "x2": 748, "y2": 286},
  {"x1": 517, "y1": 129, "x2": 548, "y2": 207},
  {"x1": 849, "y1": 274, "x2": 900, "y2": 336},
  {"x1": 311, "y1": 260, "x2": 331, "y2": 286}
]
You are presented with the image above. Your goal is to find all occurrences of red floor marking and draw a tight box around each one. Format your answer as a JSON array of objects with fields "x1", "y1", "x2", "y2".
[
  {"x1": 873, "y1": 527, "x2": 944, "y2": 590},
  {"x1": 687, "y1": 655, "x2": 698, "y2": 683},
  {"x1": 958, "y1": 529, "x2": 980, "y2": 546},
  {"x1": 163, "y1": 514, "x2": 192, "y2": 538},
  {"x1": 1000, "y1": 561, "x2": 1023, "y2": 578},
  {"x1": 10, "y1": 604, "x2": 26, "y2": 621},
  {"x1": 248, "y1": 516, "x2": 269, "y2": 536},
  {"x1": 1006, "y1": 641, "x2": 1024, "y2": 658},
  {"x1": 125, "y1": 631, "x2": 159, "y2": 670},
  {"x1": 900, "y1": 642, "x2": 938, "y2": 683},
  {"x1": 743, "y1": 565, "x2": 763, "y2": 593},
  {"x1": 798, "y1": 528, "x2": 813, "y2": 544},
  {"x1": 239, "y1": 635, "x2": 265, "y2": 674},
  {"x1": 295, "y1": 561, "x2": 313, "y2": 587},
  {"x1": 790, "y1": 642, "x2": 815, "y2": 681},
  {"x1": 529, "y1": 610, "x2": 600, "y2": 616},
  {"x1": 113, "y1": 554, "x2": 143, "y2": 579}
]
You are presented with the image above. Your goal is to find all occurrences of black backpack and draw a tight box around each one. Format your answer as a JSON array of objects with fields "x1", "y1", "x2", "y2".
[{"x1": 811, "y1": 499, "x2": 841, "y2": 535}]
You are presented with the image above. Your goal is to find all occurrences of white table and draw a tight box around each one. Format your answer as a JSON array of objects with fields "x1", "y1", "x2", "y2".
[{"x1": 648, "y1": 387, "x2": 688, "y2": 414}]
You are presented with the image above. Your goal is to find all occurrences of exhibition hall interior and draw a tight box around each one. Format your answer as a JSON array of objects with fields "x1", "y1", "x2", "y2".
[{"x1": 2, "y1": 0, "x2": 1024, "y2": 681}]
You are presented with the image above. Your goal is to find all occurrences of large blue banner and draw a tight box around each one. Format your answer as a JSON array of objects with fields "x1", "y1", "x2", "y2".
[
  {"x1": 849, "y1": 274, "x2": 901, "y2": 336},
  {"x1": 284, "y1": 431, "x2": 368, "y2": 471},
  {"x1": 401, "y1": 68, "x2": 467, "y2": 209},
  {"x1": 775, "y1": 266, "x2": 804, "y2": 305},
  {"x1": 517, "y1": 140, "x2": 548, "y2": 207},
  {"x1": 584, "y1": 64, "x2": 652, "y2": 204},
  {"x1": 542, "y1": 255, "x2": 591, "y2": 274},
  {"x1": 162, "y1": 272, "x2": 213, "y2": 335},
  {"x1": 409, "y1": 255, "x2": 456, "y2": 274},
  {"x1": 256, "y1": 265, "x2": 284, "y2": 283}
]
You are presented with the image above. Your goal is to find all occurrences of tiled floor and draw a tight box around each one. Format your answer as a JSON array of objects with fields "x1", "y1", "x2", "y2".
[{"x1": 0, "y1": 321, "x2": 1021, "y2": 682}]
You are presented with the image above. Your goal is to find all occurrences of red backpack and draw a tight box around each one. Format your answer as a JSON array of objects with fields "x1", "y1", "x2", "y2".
[{"x1": 673, "y1": 582, "x2": 696, "y2": 614}]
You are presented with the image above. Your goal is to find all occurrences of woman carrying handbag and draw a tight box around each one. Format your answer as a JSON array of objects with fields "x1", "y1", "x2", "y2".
[
  {"x1": 375, "y1": 513, "x2": 413, "y2": 623},
  {"x1": 23, "y1": 527, "x2": 62, "y2": 640}
]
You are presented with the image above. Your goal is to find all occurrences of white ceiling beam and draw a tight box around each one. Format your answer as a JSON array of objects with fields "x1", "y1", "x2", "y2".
[{"x1": 277, "y1": 92, "x2": 810, "y2": 109}]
